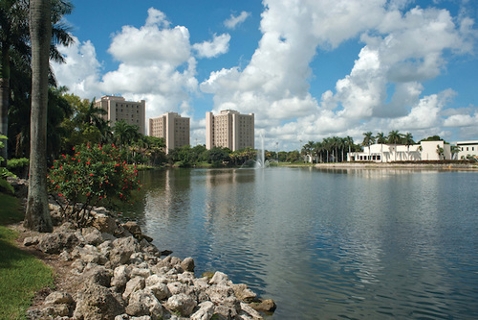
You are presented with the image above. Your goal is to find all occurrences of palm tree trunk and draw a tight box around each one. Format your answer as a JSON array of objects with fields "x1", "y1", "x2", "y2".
[
  {"x1": 24, "y1": 0, "x2": 53, "y2": 232},
  {"x1": 0, "y1": 48, "x2": 10, "y2": 165}
]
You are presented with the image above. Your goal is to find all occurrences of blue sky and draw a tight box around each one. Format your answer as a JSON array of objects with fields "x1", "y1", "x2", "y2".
[{"x1": 52, "y1": 0, "x2": 478, "y2": 150}]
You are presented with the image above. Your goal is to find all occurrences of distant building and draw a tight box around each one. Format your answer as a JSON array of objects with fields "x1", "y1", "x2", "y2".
[
  {"x1": 149, "y1": 112, "x2": 190, "y2": 153},
  {"x1": 95, "y1": 96, "x2": 146, "y2": 134},
  {"x1": 456, "y1": 140, "x2": 478, "y2": 159},
  {"x1": 348, "y1": 140, "x2": 451, "y2": 162},
  {"x1": 205, "y1": 110, "x2": 254, "y2": 151}
]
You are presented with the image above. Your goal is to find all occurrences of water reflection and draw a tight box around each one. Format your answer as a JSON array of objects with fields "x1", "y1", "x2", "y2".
[{"x1": 135, "y1": 168, "x2": 478, "y2": 319}]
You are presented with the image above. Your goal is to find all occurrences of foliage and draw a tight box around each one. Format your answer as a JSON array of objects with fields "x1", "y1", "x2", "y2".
[
  {"x1": 48, "y1": 143, "x2": 141, "y2": 226},
  {"x1": 6, "y1": 157, "x2": 28, "y2": 177},
  {"x1": 0, "y1": 193, "x2": 54, "y2": 319},
  {"x1": 0, "y1": 136, "x2": 15, "y2": 194}
]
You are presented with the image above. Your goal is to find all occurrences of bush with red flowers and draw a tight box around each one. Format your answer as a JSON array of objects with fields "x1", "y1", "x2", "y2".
[{"x1": 48, "y1": 143, "x2": 140, "y2": 226}]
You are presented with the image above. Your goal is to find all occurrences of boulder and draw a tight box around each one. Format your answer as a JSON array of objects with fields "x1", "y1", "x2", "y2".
[
  {"x1": 190, "y1": 301, "x2": 215, "y2": 320},
  {"x1": 73, "y1": 283, "x2": 125, "y2": 320},
  {"x1": 249, "y1": 298, "x2": 277, "y2": 313},
  {"x1": 180, "y1": 257, "x2": 195, "y2": 272},
  {"x1": 165, "y1": 293, "x2": 197, "y2": 317},
  {"x1": 123, "y1": 276, "x2": 145, "y2": 302},
  {"x1": 125, "y1": 289, "x2": 163, "y2": 318},
  {"x1": 110, "y1": 236, "x2": 139, "y2": 267},
  {"x1": 38, "y1": 229, "x2": 79, "y2": 254},
  {"x1": 92, "y1": 213, "x2": 118, "y2": 234}
]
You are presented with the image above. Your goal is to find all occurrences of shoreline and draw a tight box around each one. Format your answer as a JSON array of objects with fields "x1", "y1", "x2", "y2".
[{"x1": 314, "y1": 162, "x2": 478, "y2": 170}]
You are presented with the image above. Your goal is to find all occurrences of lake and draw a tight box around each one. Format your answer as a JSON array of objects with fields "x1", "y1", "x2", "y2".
[{"x1": 129, "y1": 167, "x2": 478, "y2": 319}]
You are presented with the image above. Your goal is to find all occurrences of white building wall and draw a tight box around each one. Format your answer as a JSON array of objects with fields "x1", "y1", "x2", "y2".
[
  {"x1": 457, "y1": 141, "x2": 478, "y2": 159},
  {"x1": 348, "y1": 141, "x2": 451, "y2": 162}
]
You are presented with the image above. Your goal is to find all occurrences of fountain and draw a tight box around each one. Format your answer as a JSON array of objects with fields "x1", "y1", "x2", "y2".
[{"x1": 255, "y1": 134, "x2": 269, "y2": 168}]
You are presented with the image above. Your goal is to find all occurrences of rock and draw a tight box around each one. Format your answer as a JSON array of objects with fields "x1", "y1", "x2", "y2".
[
  {"x1": 110, "y1": 236, "x2": 139, "y2": 267},
  {"x1": 123, "y1": 276, "x2": 145, "y2": 302},
  {"x1": 165, "y1": 293, "x2": 197, "y2": 317},
  {"x1": 249, "y1": 299, "x2": 277, "y2": 313},
  {"x1": 111, "y1": 265, "x2": 131, "y2": 290},
  {"x1": 38, "y1": 229, "x2": 79, "y2": 254},
  {"x1": 44, "y1": 291, "x2": 74, "y2": 305},
  {"x1": 82, "y1": 226, "x2": 104, "y2": 245},
  {"x1": 209, "y1": 271, "x2": 230, "y2": 286},
  {"x1": 180, "y1": 257, "x2": 195, "y2": 272},
  {"x1": 213, "y1": 296, "x2": 241, "y2": 319},
  {"x1": 125, "y1": 289, "x2": 163, "y2": 318},
  {"x1": 23, "y1": 236, "x2": 39, "y2": 246},
  {"x1": 148, "y1": 282, "x2": 171, "y2": 301},
  {"x1": 190, "y1": 301, "x2": 215, "y2": 320},
  {"x1": 122, "y1": 221, "x2": 143, "y2": 240},
  {"x1": 233, "y1": 283, "x2": 257, "y2": 302},
  {"x1": 74, "y1": 283, "x2": 125, "y2": 320},
  {"x1": 81, "y1": 265, "x2": 112, "y2": 287},
  {"x1": 239, "y1": 302, "x2": 263, "y2": 320},
  {"x1": 92, "y1": 213, "x2": 118, "y2": 234}
]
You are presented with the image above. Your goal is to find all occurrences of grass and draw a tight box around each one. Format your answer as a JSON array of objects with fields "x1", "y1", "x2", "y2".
[{"x1": 0, "y1": 192, "x2": 54, "y2": 320}]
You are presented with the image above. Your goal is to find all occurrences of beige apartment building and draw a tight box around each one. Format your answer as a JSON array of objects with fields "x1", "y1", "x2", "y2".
[
  {"x1": 95, "y1": 95, "x2": 146, "y2": 134},
  {"x1": 149, "y1": 112, "x2": 190, "y2": 153},
  {"x1": 205, "y1": 110, "x2": 254, "y2": 151}
]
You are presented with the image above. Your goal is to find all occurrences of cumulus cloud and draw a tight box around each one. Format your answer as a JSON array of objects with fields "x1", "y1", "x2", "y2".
[
  {"x1": 192, "y1": 33, "x2": 231, "y2": 58},
  {"x1": 51, "y1": 37, "x2": 102, "y2": 99},
  {"x1": 53, "y1": 8, "x2": 199, "y2": 133},
  {"x1": 52, "y1": 1, "x2": 477, "y2": 149},
  {"x1": 224, "y1": 11, "x2": 250, "y2": 29}
]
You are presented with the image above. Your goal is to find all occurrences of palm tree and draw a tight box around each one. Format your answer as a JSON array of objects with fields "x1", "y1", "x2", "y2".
[
  {"x1": 0, "y1": 0, "x2": 73, "y2": 162},
  {"x1": 376, "y1": 132, "x2": 386, "y2": 144},
  {"x1": 403, "y1": 132, "x2": 415, "y2": 160},
  {"x1": 450, "y1": 145, "x2": 460, "y2": 160},
  {"x1": 303, "y1": 141, "x2": 315, "y2": 163},
  {"x1": 436, "y1": 145, "x2": 445, "y2": 160},
  {"x1": 362, "y1": 132, "x2": 375, "y2": 161},
  {"x1": 388, "y1": 130, "x2": 402, "y2": 161},
  {"x1": 24, "y1": 0, "x2": 53, "y2": 232},
  {"x1": 344, "y1": 136, "x2": 353, "y2": 162}
]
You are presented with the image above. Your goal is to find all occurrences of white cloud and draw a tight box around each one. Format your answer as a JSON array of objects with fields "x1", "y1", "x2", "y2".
[
  {"x1": 224, "y1": 11, "x2": 251, "y2": 29},
  {"x1": 52, "y1": 1, "x2": 477, "y2": 150},
  {"x1": 51, "y1": 37, "x2": 102, "y2": 99},
  {"x1": 192, "y1": 33, "x2": 231, "y2": 58}
]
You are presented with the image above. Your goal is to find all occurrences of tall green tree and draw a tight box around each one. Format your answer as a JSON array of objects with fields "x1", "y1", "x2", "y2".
[
  {"x1": 362, "y1": 132, "x2": 375, "y2": 160},
  {"x1": 0, "y1": 0, "x2": 73, "y2": 162},
  {"x1": 388, "y1": 130, "x2": 402, "y2": 161},
  {"x1": 344, "y1": 136, "x2": 354, "y2": 161},
  {"x1": 403, "y1": 132, "x2": 415, "y2": 160},
  {"x1": 24, "y1": 0, "x2": 52, "y2": 232},
  {"x1": 0, "y1": 0, "x2": 29, "y2": 163}
]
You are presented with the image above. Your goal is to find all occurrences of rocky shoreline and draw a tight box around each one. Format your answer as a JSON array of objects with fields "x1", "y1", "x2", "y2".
[{"x1": 18, "y1": 203, "x2": 276, "y2": 320}]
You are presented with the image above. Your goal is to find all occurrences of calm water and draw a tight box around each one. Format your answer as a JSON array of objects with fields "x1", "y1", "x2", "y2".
[{"x1": 130, "y1": 167, "x2": 478, "y2": 319}]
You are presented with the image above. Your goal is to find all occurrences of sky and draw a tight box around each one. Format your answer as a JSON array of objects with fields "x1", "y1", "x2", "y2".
[{"x1": 52, "y1": 0, "x2": 478, "y2": 151}]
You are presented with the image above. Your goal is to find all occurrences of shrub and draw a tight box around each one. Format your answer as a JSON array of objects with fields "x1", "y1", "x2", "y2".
[
  {"x1": 0, "y1": 135, "x2": 15, "y2": 194},
  {"x1": 48, "y1": 143, "x2": 141, "y2": 226},
  {"x1": 6, "y1": 157, "x2": 29, "y2": 178}
]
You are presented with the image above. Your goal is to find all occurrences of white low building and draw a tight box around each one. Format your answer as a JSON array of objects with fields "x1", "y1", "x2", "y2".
[
  {"x1": 456, "y1": 140, "x2": 478, "y2": 160},
  {"x1": 348, "y1": 140, "x2": 451, "y2": 162}
]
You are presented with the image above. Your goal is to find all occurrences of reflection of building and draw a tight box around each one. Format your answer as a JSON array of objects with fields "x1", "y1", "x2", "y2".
[
  {"x1": 456, "y1": 140, "x2": 478, "y2": 159},
  {"x1": 205, "y1": 110, "x2": 254, "y2": 151},
  {"x1": 95, "y1": 95, "x2": 146, "y2": 134},
  {"x1": 348, "y1": 140, "x2": 451, "y2": 162},
  {"x1": 149, "y1": 112, "x2": 190, "y2": 153}
]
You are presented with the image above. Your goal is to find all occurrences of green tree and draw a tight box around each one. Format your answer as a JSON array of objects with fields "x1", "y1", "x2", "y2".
[
  {"x1": 387, "y1": 130, "x2": 402, "y2": 161},
  {"x1": 362, "y1": 132, "x2": 375, "y2": 160},
  {"x1": 0, "y1": 0, "x2": 73, "y2": 162},
  {"x1": 344, "y1": 136, "x2": 354, "y2": 162},
  {"x1": 403, "y1": 132, "x2": 415, "y2": 160},
  {"x1": 24, "y1": 0, "x2": 53, "y2": 232}
]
